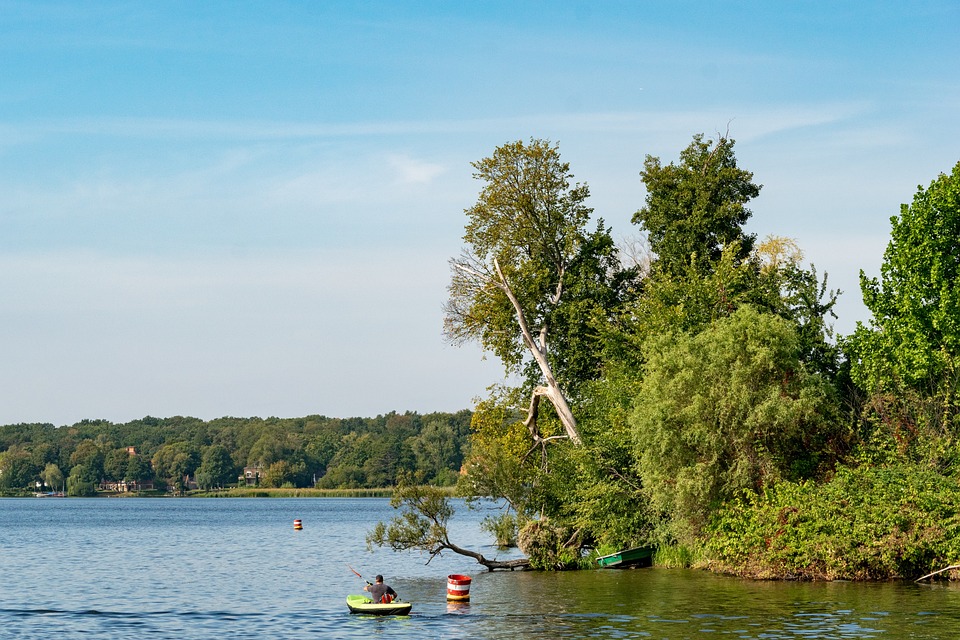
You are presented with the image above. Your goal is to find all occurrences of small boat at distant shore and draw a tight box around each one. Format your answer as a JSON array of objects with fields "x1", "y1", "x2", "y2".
[
  {"x1": 596, "y1": 546, "x2": 656, "y2": 568},
  {"x1": 346, "y1": 595, "x2": 412, "y2": 615}
]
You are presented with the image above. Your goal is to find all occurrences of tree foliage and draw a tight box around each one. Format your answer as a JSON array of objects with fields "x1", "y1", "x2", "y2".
[
  {"x1": 367, "y1": 472, "x2": 530, "y2": 571},
  {"x1": 446, "y1": 139, "x2": 593, "y2": 369},
  {"x1": 446, "y1": 138, "x2": 627, "y2": 445},
  {"x1": 0, "y1": 411, "x2": 471, "y2": 493},
  {"x1": 633, "y1": 133, "x2": 760, "y2": 278},
  {"x1": 196, "y1": 444, "x2": 235, "y2": 489},
  {"x1": 631, "y1": 306, "x2": 840, "y2": 542},
  {"x1": 849, "y1": 161, "x2": 960, "y2": 397},
  {"x1": 707, "y1": 465, "x2": 960, "y2": 580}
]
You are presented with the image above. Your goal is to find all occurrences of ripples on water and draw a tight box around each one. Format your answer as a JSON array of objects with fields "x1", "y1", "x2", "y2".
[{"x1": 2, "y1": 498, "x2": 959, "y2": 638}]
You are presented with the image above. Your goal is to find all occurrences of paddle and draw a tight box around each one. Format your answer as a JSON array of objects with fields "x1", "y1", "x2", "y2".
[
  {"x1": 347, "y1": 565, "x2": 402, "y2": 603},
  {"x1": 347, "y1": 564, "x2": 372, "y2": 585}
]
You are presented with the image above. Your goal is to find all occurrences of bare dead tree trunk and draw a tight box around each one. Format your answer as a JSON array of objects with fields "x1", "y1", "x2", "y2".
[
  {"x1": 453, "y1": 259, "x2": 582, "y2": 446},
  {"x1": 491, "y1": 259, "x2": 582, "y2": 445},
  {"x1": 915, "y1": 564, "x2": 960, "y2": 582}
]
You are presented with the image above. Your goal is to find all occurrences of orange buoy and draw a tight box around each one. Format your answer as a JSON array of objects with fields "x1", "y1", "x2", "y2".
[
  {"x1": 446, "y1": 574, "x2": 471, "y2": 601},
  {"x1": 294, "y1": 519, "x2": 303, "y2": 530}
]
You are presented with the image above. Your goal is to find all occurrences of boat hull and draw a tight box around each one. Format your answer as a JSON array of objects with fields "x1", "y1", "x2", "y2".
[
  {"x1": 346, "y1": 595, "x2": 412, "y2": 616},
  {"x1": 596, "y1": 546, "x2": 656, "y2": 568}
]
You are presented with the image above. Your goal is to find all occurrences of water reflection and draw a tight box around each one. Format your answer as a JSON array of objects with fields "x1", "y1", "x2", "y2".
[
  {"x1": 3, "y1": 499, "x2": 960, "y2": 639},
  {"x1": 448, "y1": 568, "x2": 960, "y2": 639}
]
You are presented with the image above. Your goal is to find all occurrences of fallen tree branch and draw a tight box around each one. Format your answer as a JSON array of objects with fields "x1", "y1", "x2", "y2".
[
  {"x1": 367, "y1": 477, "x2": 531, "y2": 572},
  {"x1": 430, "y1": 540, "x2": 531, "y2": 572},
  {"x1": 915, "y1": 564, "x2": 960, "y2": 582}
]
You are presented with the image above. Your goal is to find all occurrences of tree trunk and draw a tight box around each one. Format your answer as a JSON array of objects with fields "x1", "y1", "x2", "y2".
[
  {"x1": 493, "y1": 259, "x2": 583, "y2": 445},
  {"x1": 441, "y1": 540, "x2": 532, "y2": 571}
]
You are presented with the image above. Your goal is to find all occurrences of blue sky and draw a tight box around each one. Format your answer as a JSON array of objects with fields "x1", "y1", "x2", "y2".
[{"x1": 1, "y1": 1, "x2": 958, "y2": 426}]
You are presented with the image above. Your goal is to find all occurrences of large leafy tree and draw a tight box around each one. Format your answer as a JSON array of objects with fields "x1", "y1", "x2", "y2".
[
  {"x1": 103, "y1": 448, "x2": 132, "y2": 481},
  {"x1": 124, "y1": 455, "x2": 152, "y2": 486},
  {"x1": 608, "y1": 134, "x2": 765, "y2": 374},
  {"x1": 0, "y1": 445, "x2": 38, "y2": 489},
  {"x1": 151, "y1": 442, "x2": 199, "y2": 490},
  {"x1": 621, "y1": 134, "x2": 838, "y2": 380},
  {"x1": 631, "y1": 305, "x2": 838, "y2": 543},
  {"x1": 196, "y1": 444, "x2": 235, "y2": 489},
  {"x1": 41, "y1": 463, "x2": 64, "y2": 492},
  {"x1": 633, "y1": 133, "x2": 761, "y2": 278},
  {"x1": 849, "y1": 161, "x2": 960, "y2": 396},
  {"x1": 445, "y1": 138, "x2": 622, "y2": 446},
  {"x1": 409, "y1": 420, "x2": 458, "y2": 485},
  {"x1": 69, "y1": 439, "x2": 104, "y2": 481}
]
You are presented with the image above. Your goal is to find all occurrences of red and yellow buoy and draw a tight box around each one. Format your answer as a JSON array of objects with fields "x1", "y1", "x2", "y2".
[
  {"x1": 446, "y1": 574, "x2": 471, "y2": 601},
  {"x1": 294, "y1": 518, "x2": 303, "y2": 530}
]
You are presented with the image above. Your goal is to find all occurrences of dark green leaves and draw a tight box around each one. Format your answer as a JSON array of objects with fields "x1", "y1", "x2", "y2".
[{"x1": 634, "y1": 134, "x2": 761, "y2": 278}]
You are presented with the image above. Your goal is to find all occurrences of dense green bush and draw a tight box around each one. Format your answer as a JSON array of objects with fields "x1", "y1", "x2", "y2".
[
  {"x1": 481, "y1": 512, "x2": 519, "y2": 548},
  {"x1": 705, "y1": 464, "x2": 960, "y2": 580},
  {"x1": 632, "y1": 305, "x2": 839, "y2": 543},
  {"x1": 517, "y1": 518, "x2": 582, "y2": 570}
]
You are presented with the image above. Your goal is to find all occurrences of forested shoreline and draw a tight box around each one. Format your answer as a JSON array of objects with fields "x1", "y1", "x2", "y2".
[
  {"x1": 5, "y1": 134, "x2": 960, "y2": 582},
  {"x1": 0, "y1": 411, "x2": 471, "y2": 496}
]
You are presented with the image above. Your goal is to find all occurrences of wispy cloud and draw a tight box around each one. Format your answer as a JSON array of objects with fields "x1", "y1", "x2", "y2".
[
  {"x1": 0, "y1": 104, "x2": 867, "y2": 143},
  {"x1": 386, "y1": 153, "x2": 447, "y2": 185}
]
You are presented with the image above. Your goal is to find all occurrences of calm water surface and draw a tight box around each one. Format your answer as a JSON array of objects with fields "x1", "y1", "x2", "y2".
[{"x1": 1, "y1": 498, "x2": 959, "y2": 638}]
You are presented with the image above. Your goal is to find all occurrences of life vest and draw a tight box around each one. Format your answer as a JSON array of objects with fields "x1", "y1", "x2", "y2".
[{"x1": 380, "y1": 593, "x2": 394, "y2": 604}]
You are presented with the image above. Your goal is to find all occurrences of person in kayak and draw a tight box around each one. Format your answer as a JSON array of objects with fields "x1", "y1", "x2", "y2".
[{"x1": 364, "y1": 575, "x2": 398, "y2": 604}]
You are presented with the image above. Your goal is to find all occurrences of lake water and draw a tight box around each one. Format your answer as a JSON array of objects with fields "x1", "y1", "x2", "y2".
[{"x1": 2, "y1": 498, "x2": 959, "y2": 639}]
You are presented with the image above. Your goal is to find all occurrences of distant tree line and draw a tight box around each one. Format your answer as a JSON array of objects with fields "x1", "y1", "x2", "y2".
[{"x1": 0, "y1": 411, "x2": 472, "y2": 496}]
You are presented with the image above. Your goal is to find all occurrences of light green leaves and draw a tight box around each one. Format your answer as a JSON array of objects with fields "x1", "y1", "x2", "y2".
[{"x1": 850, "y1": 161, "x2": 960, "y2": 395}]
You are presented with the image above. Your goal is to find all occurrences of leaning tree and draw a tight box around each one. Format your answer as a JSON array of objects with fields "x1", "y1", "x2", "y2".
[{"x1": 445, "y1": 139, "x2": 621, "y2": 449}]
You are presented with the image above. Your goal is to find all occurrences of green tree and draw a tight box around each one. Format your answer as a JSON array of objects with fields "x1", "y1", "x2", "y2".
[
  {"x1": 367, "y1": 472, "x2": 530, "y2": 571},
  {"x1": 152, "y1": 442, "x2": 199, "y2": 492},
  {"x1": 633, "y1": 133, "x2": 761, "y2": 278},
  {"x1": 409, "y1": 420, "x2": 458, "y2": 485},
  {"x1": 40, "y1": 463, "x2": 64, "y2": 492},
  {"x1": 247, "y1": 430, "x2": 289, "y2": 468},
  {"x1": 0, "y1": 446, "x2": 38, "y2": 489},
  {"x1": 631, "y1": 305, "x2": 839, "y2": 543},
  {"x1": 69, "y1": 439, "x2": 104, "y2": 482},
  {"x1": 124, "y1": 455, "x2": 152, "y2": 488},
  {"x1": 446, "y1": 138, "x2": 623, "y2": 446},
  {"x1": 103, "y1": 448, "x2": 131, "y2": 481},
  {"x1": 67, "y1": 464, "x2": 97, "y2": 496},
  {"x1": 753, "y1": 236, "x2": 841, "y2": 380},
  {"x1": 456, "y1": 388, "x2": 538, "y2": 515},
  {"x1": 196, "y1": 444, "x2": 235, "y2": 489},
  {"x1": 849, "y1": 161, "x2": 960, "y2": 397},
  {"x1": 318, "y1": 432, "x2": 373, "y2": 488}
]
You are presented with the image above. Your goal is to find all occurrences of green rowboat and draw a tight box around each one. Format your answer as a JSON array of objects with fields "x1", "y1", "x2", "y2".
[
  {"x1": 346, "y1": 594, "x2": 413, "y2": 615},
  {"x1": 596, "y1": 546, "x2": 656, "y2": 568}
]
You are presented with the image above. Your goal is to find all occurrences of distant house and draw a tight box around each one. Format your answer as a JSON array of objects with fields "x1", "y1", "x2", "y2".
[
  {"x1": 242, "y1": 466, "x2": 263, "y2": 486},
  {"x1": 99, "y1": 479, "x2": 155, "y2": 492}
]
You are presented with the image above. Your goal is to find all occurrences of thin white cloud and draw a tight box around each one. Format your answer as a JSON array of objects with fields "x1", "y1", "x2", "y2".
[
  {"x1": 0, "y1": 104, "x2": 865, "y2": 143},
  {"x1": 386, "y1": 153, "x2": 447, "y2": 185}
]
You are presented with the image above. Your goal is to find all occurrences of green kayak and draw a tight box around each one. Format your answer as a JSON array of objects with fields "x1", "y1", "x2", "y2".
[{"x1": 346, "y1": 594, "x2": 413, "y2": 616}]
